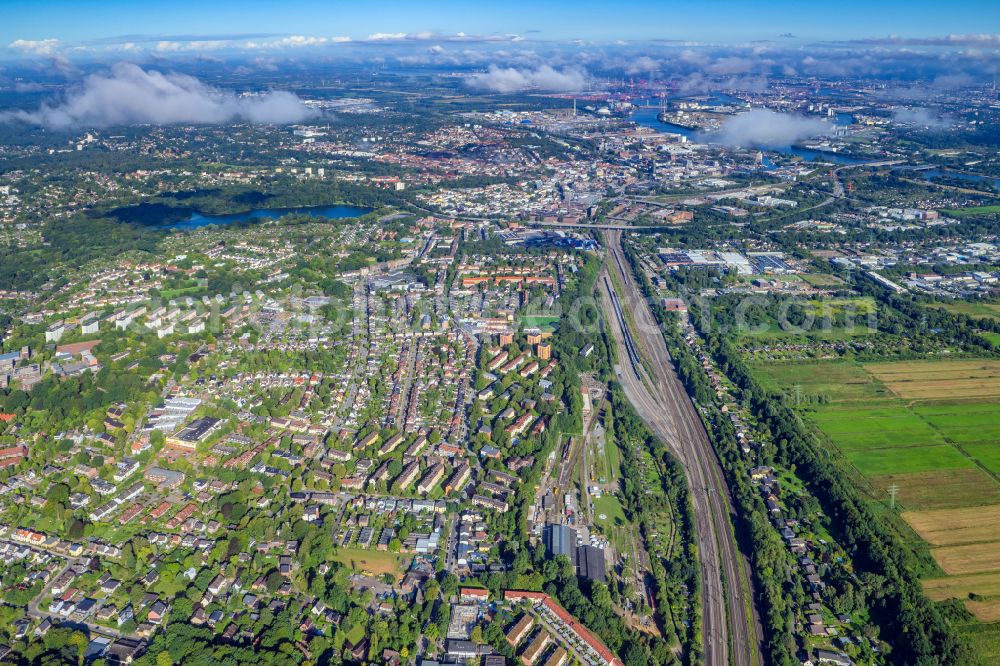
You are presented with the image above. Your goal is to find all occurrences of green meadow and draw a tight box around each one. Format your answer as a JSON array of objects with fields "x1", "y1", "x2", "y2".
[{"x1": 749, "y1": 359, "x2": 1000, "y2": 510}]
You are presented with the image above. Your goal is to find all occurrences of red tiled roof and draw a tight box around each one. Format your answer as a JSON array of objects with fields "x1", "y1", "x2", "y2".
[
  {"x1": 503, "y1": 591, "x2": 624, "y2": 666},
  {"x1": 56, "y1": 340, "x2": 101, "y2": 356}
]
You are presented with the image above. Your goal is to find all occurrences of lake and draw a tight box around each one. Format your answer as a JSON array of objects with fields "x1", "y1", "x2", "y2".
[
  {"x1": 630, "y1": 107, "x2": 866, "y2": 165},
  {"x1": 167, "y1": 204, "x2": 372, "y2": 229}
]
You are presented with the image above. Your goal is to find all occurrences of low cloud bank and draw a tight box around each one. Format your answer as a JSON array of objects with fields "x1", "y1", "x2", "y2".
[
  {"x1": 892, "y1": 107, "x2": 954, "y2": 129},
  {"x1": 466, "y1": 64, "x2": 586, "y2": 93},
  {"x1": 0, "y1": 63, "x2": 316, "y2": 129},
  {"x1": 704, "y1": 109, "x2": 830, "y2": 147}
]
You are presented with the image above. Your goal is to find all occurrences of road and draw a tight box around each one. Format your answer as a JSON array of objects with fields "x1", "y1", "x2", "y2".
[
  {"x1": 25, "y1": 556, "x2": 140, "y2": 642},
  {"x1": 599, "y1": 230, "x2": 763, "y2": 666}
]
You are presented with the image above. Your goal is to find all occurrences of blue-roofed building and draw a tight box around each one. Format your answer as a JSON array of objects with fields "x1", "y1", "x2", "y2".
[{"x1": 543, "y1": 523, "x2": 577, "y2": 566}]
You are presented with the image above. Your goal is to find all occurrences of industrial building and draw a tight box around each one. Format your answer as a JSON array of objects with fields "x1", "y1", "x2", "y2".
[{"x1": 543, "y1": 524, "x2": 606, "y2": 583}]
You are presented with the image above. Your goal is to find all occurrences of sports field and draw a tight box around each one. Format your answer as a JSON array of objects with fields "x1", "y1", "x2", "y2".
[{"x1": 751, "y1": 357, "x2": 1000, "y2": 621}]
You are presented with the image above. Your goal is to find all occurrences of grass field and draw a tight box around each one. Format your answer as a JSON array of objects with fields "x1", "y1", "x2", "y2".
[
  {"x1": 958, "y1": 622, "x2": 1000, "y2": 666},
  {"x1": 801, "y1": 297, "x2": 876, "y2": 317},
  {"x1": 754, "y1": 360, "x2": 1000, "y2": 507},
  {"x1": 799, "y1": 273, "x2": 846, "y2": 287},
  {"x1": 751, "y1": 357, "x2": 1000, "y2": 626},
  {"x1": 943, "y1": 205, "x2": 1000, "y2": 219},
  {"x1": 752, "y1": 360, "x2": 891, "y2": 402},
  {"x1": 593, "y1": 494, "x2": 628, "y2": 528},
  {"x1": 344, "y1": 623, "x2": 366, "y2": 645},
  {"x1": 731, "y1": 298, "x2": 878, "y2": 341},
  {"x1": 601, "y1": 427, "x2": 621, "y2": 484},
  {"x1": 160, "y1": 285, "x2": 205, "y2": 299},
  {"x1": 811, "y1": 406, "x2": 945, "y2": 450},
  {"x1": 925, "y1": 301, "x2": 1000, "y2": 323},
  {"x1": 913, "y1": 403, "x2": 1000, "y2": 444},
  {"x1": 959, "y1": 444, "x2": 1000, "y2": 478},
  {"x1": 982, "y1": 332, "x2": 1000, "y2": 347},
  {"x1": 521, "y1": 314, "x2": 559, "y2": 329},
  {"x1": 849, "y1": 445, "x2": 973, "y2": 476},
  {"x1": 331, "y1": 548, "x2": 409, "y2": 579}
]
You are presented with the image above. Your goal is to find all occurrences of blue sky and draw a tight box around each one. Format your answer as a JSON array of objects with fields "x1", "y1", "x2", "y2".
[{"x1": 3, "y1": 0, "x2": 1000, "y2": 49}]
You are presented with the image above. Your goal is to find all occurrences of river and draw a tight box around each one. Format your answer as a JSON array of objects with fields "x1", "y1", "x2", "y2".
[{"x1": 892, "y1": 167, "x2": 1000, "y2": 192}]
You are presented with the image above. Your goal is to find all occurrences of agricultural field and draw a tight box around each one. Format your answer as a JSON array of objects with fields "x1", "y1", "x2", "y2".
[
  {"x1": 904, "y1": 505, "x2": 1000, "y2": 547},
  {"x1": 751, "y1": 358, "x2": 1000, "y2": 625},
  {"x1": 931, "y1": 543, "x2": 1000, "y2": 577},
  {"x1": 866, "y1": 359, "x2": 1000, "y2": 400},
  {"x1": 872, "y1": 468, "x2": 1000, "y2": 510}
]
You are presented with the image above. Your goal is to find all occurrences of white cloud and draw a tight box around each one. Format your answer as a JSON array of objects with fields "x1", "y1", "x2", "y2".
[
  {"x1": 140, "y1": 35, "x2": 352, "y2": 53},
  {"x1": 466, "y1": 65, "x2": 587, "y2": 93},
  {"x1": 0, "y1": 63, "x2": 316, "y2": 129},
  {"x1": 625, "y1": 56, "x2": 661, "y2": 75},
  {"x1": 243, "y1": 35, "x2": 351, "y2": 49},
  {"x1": 266, "y1": 35, "x2": 349, "y2": 47},
  {"x1": 8, "y1": 38, "x2": 60, "y2": 56},
  {"x1": 705, "y1": 109, "x2": 830, "y2": 148},
  {"x1": 367, "y1": 32, "x2": 408, "y2": 42},
  {"x1": 155, "y1": 40, "x2": 230, "y2": 52},
  {"x1": 859, "y1": 33, "x2": 1000, "y2": 46},
  {"x1": 365, "y1": 32, "x2": 521, "y2": 43},
  {"x1": 708, "y1": 56, "x2": 754, "y2": 75},
  {"x1": 892, "y1": 107, "x2": 954, "y2": 129}
]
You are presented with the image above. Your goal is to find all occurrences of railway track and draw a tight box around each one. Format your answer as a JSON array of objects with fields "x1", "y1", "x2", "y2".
[{"x1": 599, "y1": 230, "x2": 763, "y2": 666}]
